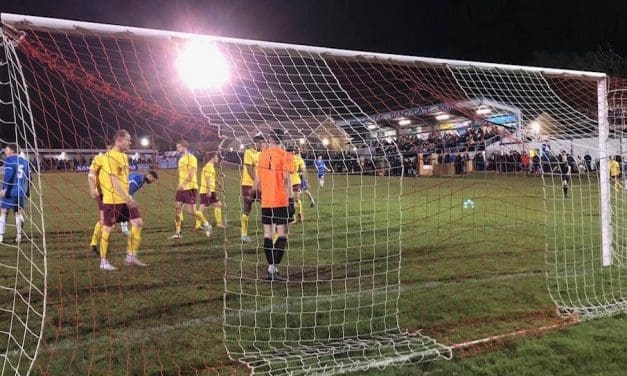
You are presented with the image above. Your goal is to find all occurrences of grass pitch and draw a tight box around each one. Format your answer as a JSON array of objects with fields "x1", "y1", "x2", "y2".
[{"x1": 1, "y1": 168, "x2": 625, "y2": 375}]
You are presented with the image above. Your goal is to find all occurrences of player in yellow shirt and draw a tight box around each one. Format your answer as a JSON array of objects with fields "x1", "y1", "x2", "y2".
[
  {"x1": 610, "y1": 156, "x2": 622, "y2": 190},
  {"x1": 171, "y1": 140, "x2": 211, "y2": 239},
  {"x1": 88, "y1": 149, "x2": 108, "y2": 255},
  {"x1": 196, "y1": 152, "x2": 224, "y2": 230},
  {"x1": 287, "y1": 146, "x2": 307, "y2": 223},
  {"x1": 240, "y1": 135, "x2": 265, "y2": 243},
  {"x1": 99, "y1": 130, "x2": 147, "y2": 271}
]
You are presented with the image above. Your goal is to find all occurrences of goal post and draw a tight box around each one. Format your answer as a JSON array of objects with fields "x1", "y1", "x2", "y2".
[
  {"x1": 1, "y1": 12, "x2": 626, "y2": 376},
  {"x1": 597, "y1": 77, "x2": 613, "y2": 267}
]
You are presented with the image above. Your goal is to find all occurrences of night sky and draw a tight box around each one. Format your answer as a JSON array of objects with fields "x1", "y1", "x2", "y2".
[{"x1": 2, "y1": 0, "x2": 627, "y2": 67}]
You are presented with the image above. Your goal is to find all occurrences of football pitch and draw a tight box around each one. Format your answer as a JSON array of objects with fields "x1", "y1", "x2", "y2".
[{"x1": 2, "y1": 168, "x2": 626, "y2": 375}]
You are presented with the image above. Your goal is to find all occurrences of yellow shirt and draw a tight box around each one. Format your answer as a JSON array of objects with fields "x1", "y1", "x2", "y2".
[
  {"x1": 178, "y1": 152, "x2": 198, "y2": 190},
  {"x1": 199, "y1": 161, "x2": 217, "y2": 194},
  {"x1": 610, "y1": 160, "x2": 620, "y2": 177},
  {"x1": 241, "y1": 148, "x2": 259, "y2": 187},
  {"x1": 290, "y1": 154, "x2": 306, "y2": 185},
  {"x1": 100, "y1": 149, "x2": 129, "y2": 204},
  {"x1": 89, "y1": 154, "x2": 107, "y2": 193}
]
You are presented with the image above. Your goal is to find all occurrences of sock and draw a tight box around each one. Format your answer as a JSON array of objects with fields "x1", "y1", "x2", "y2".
[
  {"x1": 194, "y1": 217, "x2": 202, "y2": 230},
  {"x1": 563, "y1": 186, "x2": 568, "y2": 197},
  {"x1": 319, "y1": 179, "x2": 324, "y2": 187},
  {"x1": 120, "y1": 221, "x2": 129, "y2": 233},
  {"x1": 263, "y1": 238, "x2": 273, "y2": 265},
  {"x1": 100, "y1": 230, "x2": 110, "y2": 258},
  {"x1": 297, "y1": 198, "x2": 303, "y2": 219},
  {"x1": 90, "y1": 221, "x2": 103, "y2": 247},
  {"x1": 241, "y1": 214, "x2": 249, "y2": 236},
  {"x1": 214, "y1": 207, "x2": 223, "y2": 226},
  {"x1": 127, "y1": 226, "x2": 142, "y2": 256},
  {"x1": 272, "y1": 236, "x2": 287, "y2": 265},
  {"x1": 193, "y1": 210, "x2": 208, "y2": 227},
  {"x1": 15, "y1": 213, "x2": 23, "y2": 239},
  {"x1": 175, "y1": 213, "x2": 183, "y2": 234},
  {"x1": 0, "y1": 213, "x2": 6, "y2": 239}
]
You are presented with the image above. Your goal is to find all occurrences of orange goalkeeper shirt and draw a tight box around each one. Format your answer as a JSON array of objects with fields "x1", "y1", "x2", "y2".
[{"x1": 257, "y1": 146, "x2": 290, "y2": 208}]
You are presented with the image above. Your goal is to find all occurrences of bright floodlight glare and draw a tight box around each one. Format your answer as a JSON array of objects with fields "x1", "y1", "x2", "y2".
[
  {"x1": 398, "y1": 119, "x2": 411, "y2": 126},
  {"x1": 322, "y1": 138, "x2": 330, "y2": 146},
  {"x1": 299, "y1": 138, "x2": 306, "y2": 145},
  {"x1": 177, "y1": 40, "x2": 229, "y2": 89},
  {"x1": 367, "y1": 124, "x2": 378, "y2": 130},
  {"x1": 140, "y1": 137, "x2": 150, "y2": 147},
  {"x1": 239, "y1": 144, "x2": 245, "y2": 150}
]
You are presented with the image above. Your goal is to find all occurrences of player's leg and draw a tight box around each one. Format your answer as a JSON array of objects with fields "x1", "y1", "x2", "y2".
[
  {"x1": 89, "y1": 196, "x2": 104, "y2": 254},
  {"x1": 262, "y1": 208, "x2": 284, "y2": 281},
  {"x1": 270, "y1": 211, "x2": 289, "y2": 281},
  {"x1": 212, "y1": 197, "x2": 224, "y2": 229},
  {"x1": 318, "y1": 174, "x2": 324, "y2": 187},
  {"x1": 124, "y1": 205, "x2": 147, "y2": 267},
  {"x1": 292, "y1": 190, "x2": 303, "y2": 223},
  {"x1": 562, "y1": 177, "x2": 569, "y2": 198},
  {"x1": 120, "y1": 221, "x2": 130, "y2": 236},
  {"x1": 99, "y1": 205, "x2": 117, "y2": 271},
  {"x1": 195, "y1": 202, "x2": 207, "y2": 230},
  {"x1": 184, "y1": 200, "x2": 211, "y2": 237},
  {"x1": 14, "y1": 206, "x2": 24, "y2": 243},
  {"x1": 171, "y1": 199, "x2": 184, "y2": 238},
  {"x1": 304, "y1": 188, "x2": 315, "y2": 206},
  {"x1": 241, "y1": 186, "x2": 253, "y2": 243},
  {"x1": 0, "y1": 207, "x2": 8, "y2": 243},
  {"x1": 89, "y1": 214, "x2": 104, "y2": 255}
]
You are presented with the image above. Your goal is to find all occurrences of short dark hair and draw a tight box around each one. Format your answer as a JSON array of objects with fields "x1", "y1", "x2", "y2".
[
  {"x1": 147, "y1": 170, "x2": 158, "y2": 180},
  {"x1": 252, "y1": 134, "x2": 264, "y2": 142},
  {"x1": 206, "y1": 151, "x2": 217, "y2": 160},
  {"x1": 285, "y1": 145, "x2": 295, "y2": 152},
  {"x1": 4, "y1": 144, "x2": 17, "y2": 153},
  {"x1": 177, "y1": 140, "x2": 189, "y2": 147}
]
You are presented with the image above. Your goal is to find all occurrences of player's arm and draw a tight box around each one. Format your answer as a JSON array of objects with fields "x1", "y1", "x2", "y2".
[
  {"x1": 244, "y1": 152, "x2": 256, "y2": 182},
  {"x1": 1, "y1": 163, "x2": 14, "y2": 198},
  {"x1": 283, "y1": 156, "x2": 293, "y2": 199},
  {"x1": 87, "y1": 165, "x2": 100, "y2": 199},
  {"x1": 111, "y1": 174, "x2": 134, "y2": 206},
  {"x1": 177, "y1": 160, "x2": 196, "y2": 190},
  {"x1": 206, "y1": 169, "x2": 215, "y2": 193}
]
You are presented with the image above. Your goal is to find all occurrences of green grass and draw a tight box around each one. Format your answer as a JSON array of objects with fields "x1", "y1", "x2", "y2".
[{"x1": 0, "y1": 168, "x2": 626, "y2": 375}]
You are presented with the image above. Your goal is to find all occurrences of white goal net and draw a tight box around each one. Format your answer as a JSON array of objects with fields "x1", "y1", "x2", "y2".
[{"x1": 0, "y1": 13, "x2": 625, "y2": 376}]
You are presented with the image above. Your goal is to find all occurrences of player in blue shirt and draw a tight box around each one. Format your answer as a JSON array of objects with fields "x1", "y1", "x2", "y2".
[
  {"x1": 0, "y1": 144, "x2": 31, "y2": 243},
  {"x1": 314, "y1": 155, "x2": 331, "y2": 187},
  {"x1": 120, "y1": 170, "x2": 158, "y2": 236}
]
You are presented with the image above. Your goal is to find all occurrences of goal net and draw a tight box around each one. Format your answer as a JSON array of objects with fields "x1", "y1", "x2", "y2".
[{"x1": 0, "y1": 13, "x2": 625, "y2": 376}]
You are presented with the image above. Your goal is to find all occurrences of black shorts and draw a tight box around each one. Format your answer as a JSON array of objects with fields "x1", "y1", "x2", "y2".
[{"x1": 261, "y1": 207, "x2": 290, "y2": 225}]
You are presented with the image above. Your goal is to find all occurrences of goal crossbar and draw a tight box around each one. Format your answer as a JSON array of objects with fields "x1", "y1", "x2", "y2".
[{"x1": 1, "y1": 13, "x2": 606, "y2": 80}]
